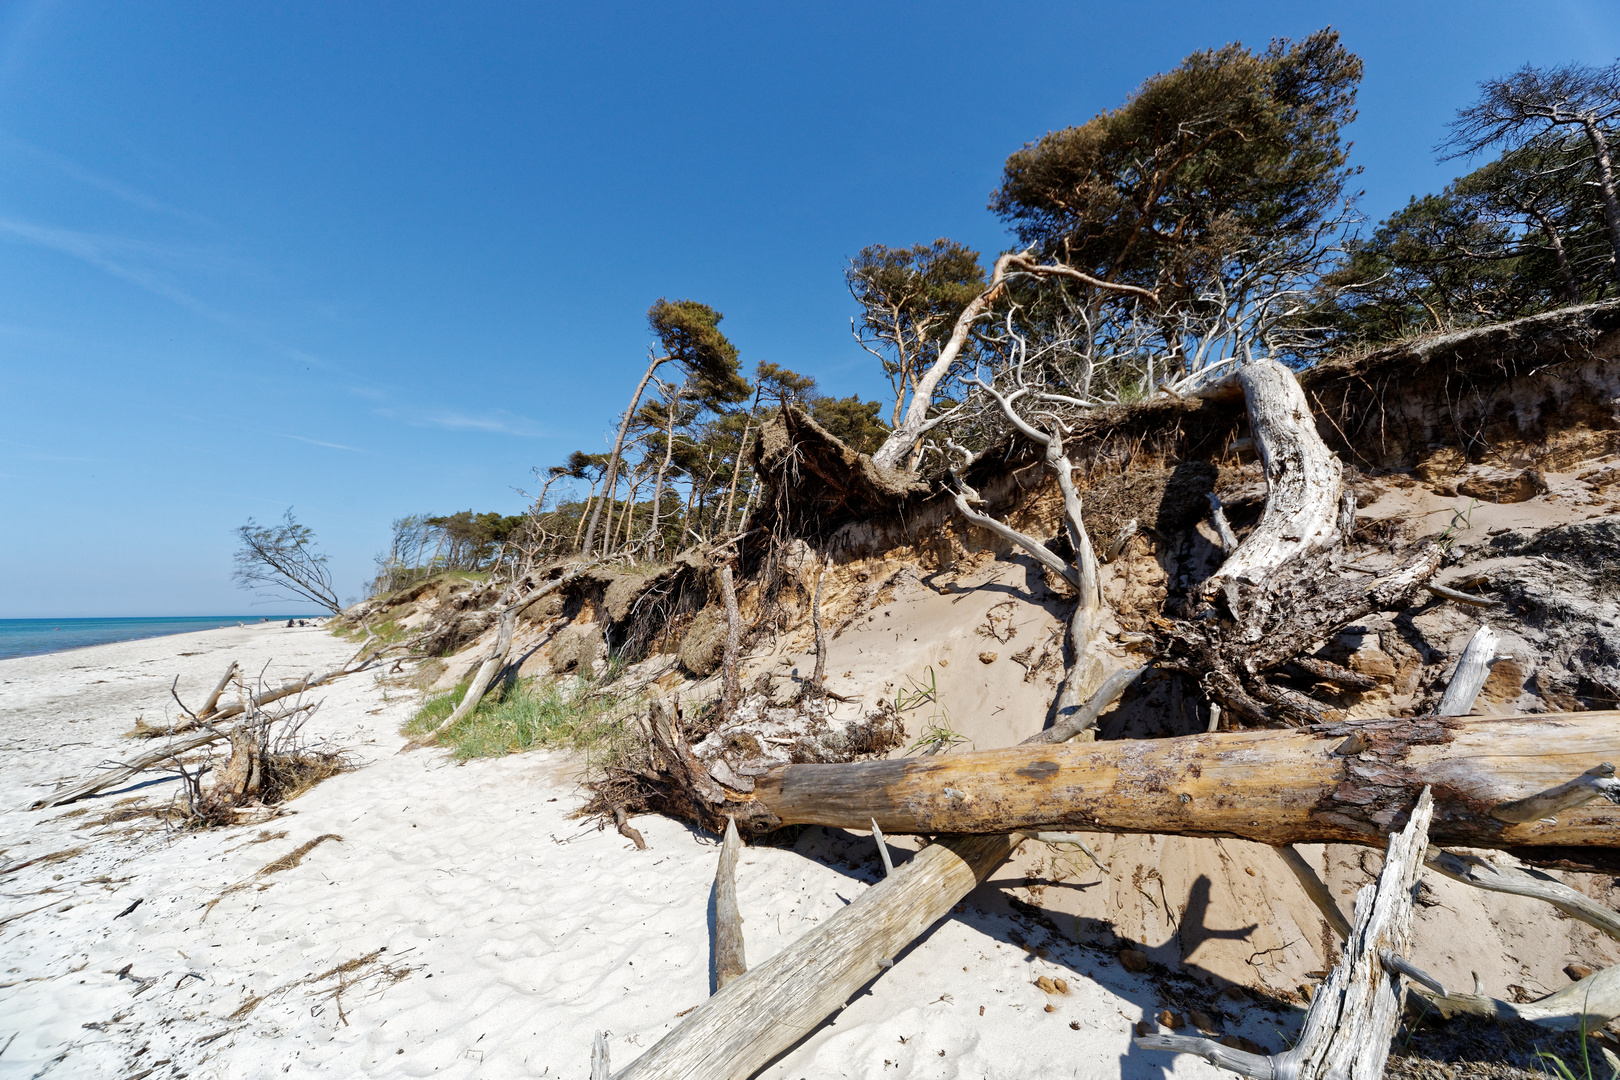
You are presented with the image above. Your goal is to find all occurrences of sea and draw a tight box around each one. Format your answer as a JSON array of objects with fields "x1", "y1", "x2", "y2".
[{"x1": 0, "y1": 616, "x2": 313, "y2": 662}]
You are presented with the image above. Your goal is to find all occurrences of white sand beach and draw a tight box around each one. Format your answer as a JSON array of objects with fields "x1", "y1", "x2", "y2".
[{"x1": 0, "y1": 622, "x2": 1309, "y2": 1079}]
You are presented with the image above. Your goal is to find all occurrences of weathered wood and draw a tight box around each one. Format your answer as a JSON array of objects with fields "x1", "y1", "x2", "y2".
[
  {"x1": 591, "y1": 1030, "x2": 610, "y2": 1080},
  {"x1": 1413, "y1": 962, "x2": 1620, "y2": 1032},
  {"x1": 407, "y1": 606, "x2": 517, "y2": 749},
  {"x1": 1424, "y1": 847, "x2": 1620, "y2": 941},
  {"x1": 614, "y1": 807, "x2": 647, "y2": 851},
  {"x1": 712, "y1": 817, "x2": 747, "y2": 990},
  {"x1": 198, "y1": 661, "x2": 240, "y2": 719},
  {"x1": 1435, "y1": 623, "x2": 1499, "y2": 717},
  {"x1": 1023, "y1": 667, "x2": 1144, "y2": 744},
  {"x1": 1133, "y1": 1034, "x2": 1273, "y2": 1079},
  {"x1": 1492, "y1": 761, "x2": 1620, "y2": 823},
  {"x1": 1102, "y1": 518, "x2": 1138, "y2": 563},
  {"x1": 1205, "y1": 359, "x2": 1343, "y2": 593},
  {"x1": 1275, "y1": 845, "x2": 1352, "y2": 941},
  {"x1": 613, "y1": 833, "x2": 1020, "y2": 1080},
  {"x1": 1142, "y1": 789, "x2": 1434, "y2": 1079},
  {"x1": 29, "y1": 729, "x2": 225, "y2": 809},
  {"x1": 1426, "y1": 583, "x2": 1494, "y2": 608},
  {"x1": 870, "y1": 818, "x2": 894, "y2": 877},
  {"x1": 738, "y1": 714, "x2": 1620, "y2": 861}
]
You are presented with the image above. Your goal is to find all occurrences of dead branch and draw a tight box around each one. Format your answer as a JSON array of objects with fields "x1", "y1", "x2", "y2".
[
  {"x1": 1435, "y1": 623, "x2": 1500, "y2": 717},
  {"x1": 1424, "y1": 847, "x2": 1620, "y2": 942},
  {"x1": 1140, "y1": 788, "x2": 1435, "y2": 1079},
  {"x1": 1491, "y1": 761, "x2": 1620, "y2": 823}
]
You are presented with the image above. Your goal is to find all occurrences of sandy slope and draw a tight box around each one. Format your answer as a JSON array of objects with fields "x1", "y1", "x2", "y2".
[{"x1": 1, "y1": 625, "x2": 1286, "y2": 1079}]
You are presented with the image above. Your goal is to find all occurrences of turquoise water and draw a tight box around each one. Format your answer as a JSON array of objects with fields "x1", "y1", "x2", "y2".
[{"x1": 0, "y1": 617, "x2": 313, "y2": 661}]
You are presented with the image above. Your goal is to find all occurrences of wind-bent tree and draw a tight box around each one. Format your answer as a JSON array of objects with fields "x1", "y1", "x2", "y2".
[
  {"x1": 581, "y1": 299, "x2": 748, "y2": 556},
  {"x1": 233, "y1": 508, "x2": 342, "y2": 614},
  {"x1": 866, "y1": 30, "x2": 1362, "y2": 473},
  {"x1": 1443, "y1": 60, "x2": 1620, "y2": 284}
]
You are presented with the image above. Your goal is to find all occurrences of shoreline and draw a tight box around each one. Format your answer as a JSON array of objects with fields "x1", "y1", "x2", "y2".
[{"x1": 0, "y1": 615, "x2": 328, "y2": 664}]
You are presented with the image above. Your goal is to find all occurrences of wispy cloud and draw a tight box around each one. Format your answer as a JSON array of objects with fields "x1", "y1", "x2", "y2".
[
  {"x1": 0, "y1": 132, "x2": 213, "y2": 226},
  {"x1": 278, "y1": 433, "x2": 368, "y2": 453},
  {"x1": 376, "y1": 405, "x2": 549, "y2": 438},
  {"x1": 0, "y1": 217, "x2": 236, "y2": 324}
]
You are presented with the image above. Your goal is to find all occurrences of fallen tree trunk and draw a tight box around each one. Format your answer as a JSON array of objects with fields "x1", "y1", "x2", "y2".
[
  {"x1": 613, "y1": 833, "x2": 1021, "y2": 1080},
  {"x1": 730, "y1": 713, "x2": 1620, "y2": 866},
  {"x1": 711, "y1": 816, "x2": 746, "y2": 990}
]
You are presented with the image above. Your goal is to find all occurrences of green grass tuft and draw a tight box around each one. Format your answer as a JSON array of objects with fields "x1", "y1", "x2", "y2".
[{"x1": 401, "y1": 673, "x2": 634, "y2": 763}]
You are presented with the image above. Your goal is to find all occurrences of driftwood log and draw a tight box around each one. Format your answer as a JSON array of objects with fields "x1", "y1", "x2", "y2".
[
  {"x1": 1434, "y1": 623, "x2": 1499, "y2": 717},
  {"x1": 718, "y1": 713, "x2": 1620, "y2": 868},
  {"x1": 612, "y1": 833, "x2": 1021, "y2": 1080},
  {"x1": 1140, "y1": 789, "x2": 1435, "y2": 1079},
  {"x1": 711, "y1": 817, "x2": 746, "y2": 990},
  {"x1": 29, "y1": 728, "x2": 225, "y2": 809}
]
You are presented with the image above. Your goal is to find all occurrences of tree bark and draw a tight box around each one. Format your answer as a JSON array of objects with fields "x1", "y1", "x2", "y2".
[
  {"x1": 733, "y1": 713, "x2": 1620, "y2": 863},
  {"x1": 611, "y1": 833, "x2": 1021, "y2": 1080}
]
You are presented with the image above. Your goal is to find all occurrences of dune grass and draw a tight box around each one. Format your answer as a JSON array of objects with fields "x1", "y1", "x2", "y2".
[{"x1": 401, "y1": 672, "x2": 633, "y2": 763}]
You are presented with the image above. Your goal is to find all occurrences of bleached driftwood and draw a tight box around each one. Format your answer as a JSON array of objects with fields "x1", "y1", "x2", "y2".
[
  {"x1": 590, "y1": 1030, "x2": 610, "y2": 1080},
  {"x1": 1139, "y1": 788, "x2": 1435, "y2": 1079},
  {"x1": 736, "y1": 714, "x2": 1620, "y2": 862},
  {"x1": 407, "y1": 606, "x2": 517, "y2": 749},
  {"x1": 612, "y1": 833, "x2": 1020, "y2": 1080},
  {"x1": 1413, "y1": 962, "x2": 1620, "y2": 1031},
  {"x1": 1024, "y1": 667, "x2": 1145, "y2": 745},
  {"x1": 198, "y1": 661, "x2": 240, "y2": 719},
  {"x1": 1204, "y1": 359, "x2": 1343, "y2": 593},
  {"x1": 1102, "y1": 518, "x2": 1138, "y2": 563},
  {"x1": 1426, "y1": 583, "x2": 1494, "y2": 607},
  {"x1": 1274, "y1": 845, "x2": 1352, "y2": 942},
  {"x1": 30, "y1": 728, "x2": 226, "y2": 809},
  {"x1": 1424, "y1": 847, "x2": 1620, "y2": 941},
  {"x1": 870, "y1": 818, "x2": 894, "y2": 877},
  {"x1": 712, "y1": 817, "x2": 746, "y2": 990},
  {"x1": 1434, "y1": 623, "x2": 1499, "y2": 717},
  {"x1": 1492, "y1": 761, "x2": 1620, "y2": 823}
]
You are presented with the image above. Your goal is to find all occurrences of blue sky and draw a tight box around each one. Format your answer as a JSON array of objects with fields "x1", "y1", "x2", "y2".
[{"x1": 2, "y1": 1, "x2": 1617, "y2": 617}]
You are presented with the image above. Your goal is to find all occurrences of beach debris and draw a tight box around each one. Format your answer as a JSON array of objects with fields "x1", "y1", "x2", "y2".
[
  {"x1": 1138, "y1": 788, "x2": 1436, "y2": 1079},
  {"x1": 711, "y1": 816, "x2": 746, "y2": 990},
  {"x1": 201, "y1": 833, "x2": 342, "y2": 921},
  {"x1": 611, "y1": 833, "x2": 1020, "y2": 1080},
  {"x1": 612, "y1": 807, "x2": 646, "y2": 850},
  {"x1": 113, "y1": 899, "x2": 141, "y2": 919}
]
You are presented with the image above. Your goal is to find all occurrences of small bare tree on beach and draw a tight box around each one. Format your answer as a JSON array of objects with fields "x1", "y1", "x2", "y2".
[{"x1": 233, "y1": 508, "x2": 342, "y2": 614}]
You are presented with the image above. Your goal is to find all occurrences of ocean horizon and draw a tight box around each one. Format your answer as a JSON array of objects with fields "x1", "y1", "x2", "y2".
[{"x1": 0, "y1": 616, "x2": 324, "y2": 662}]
